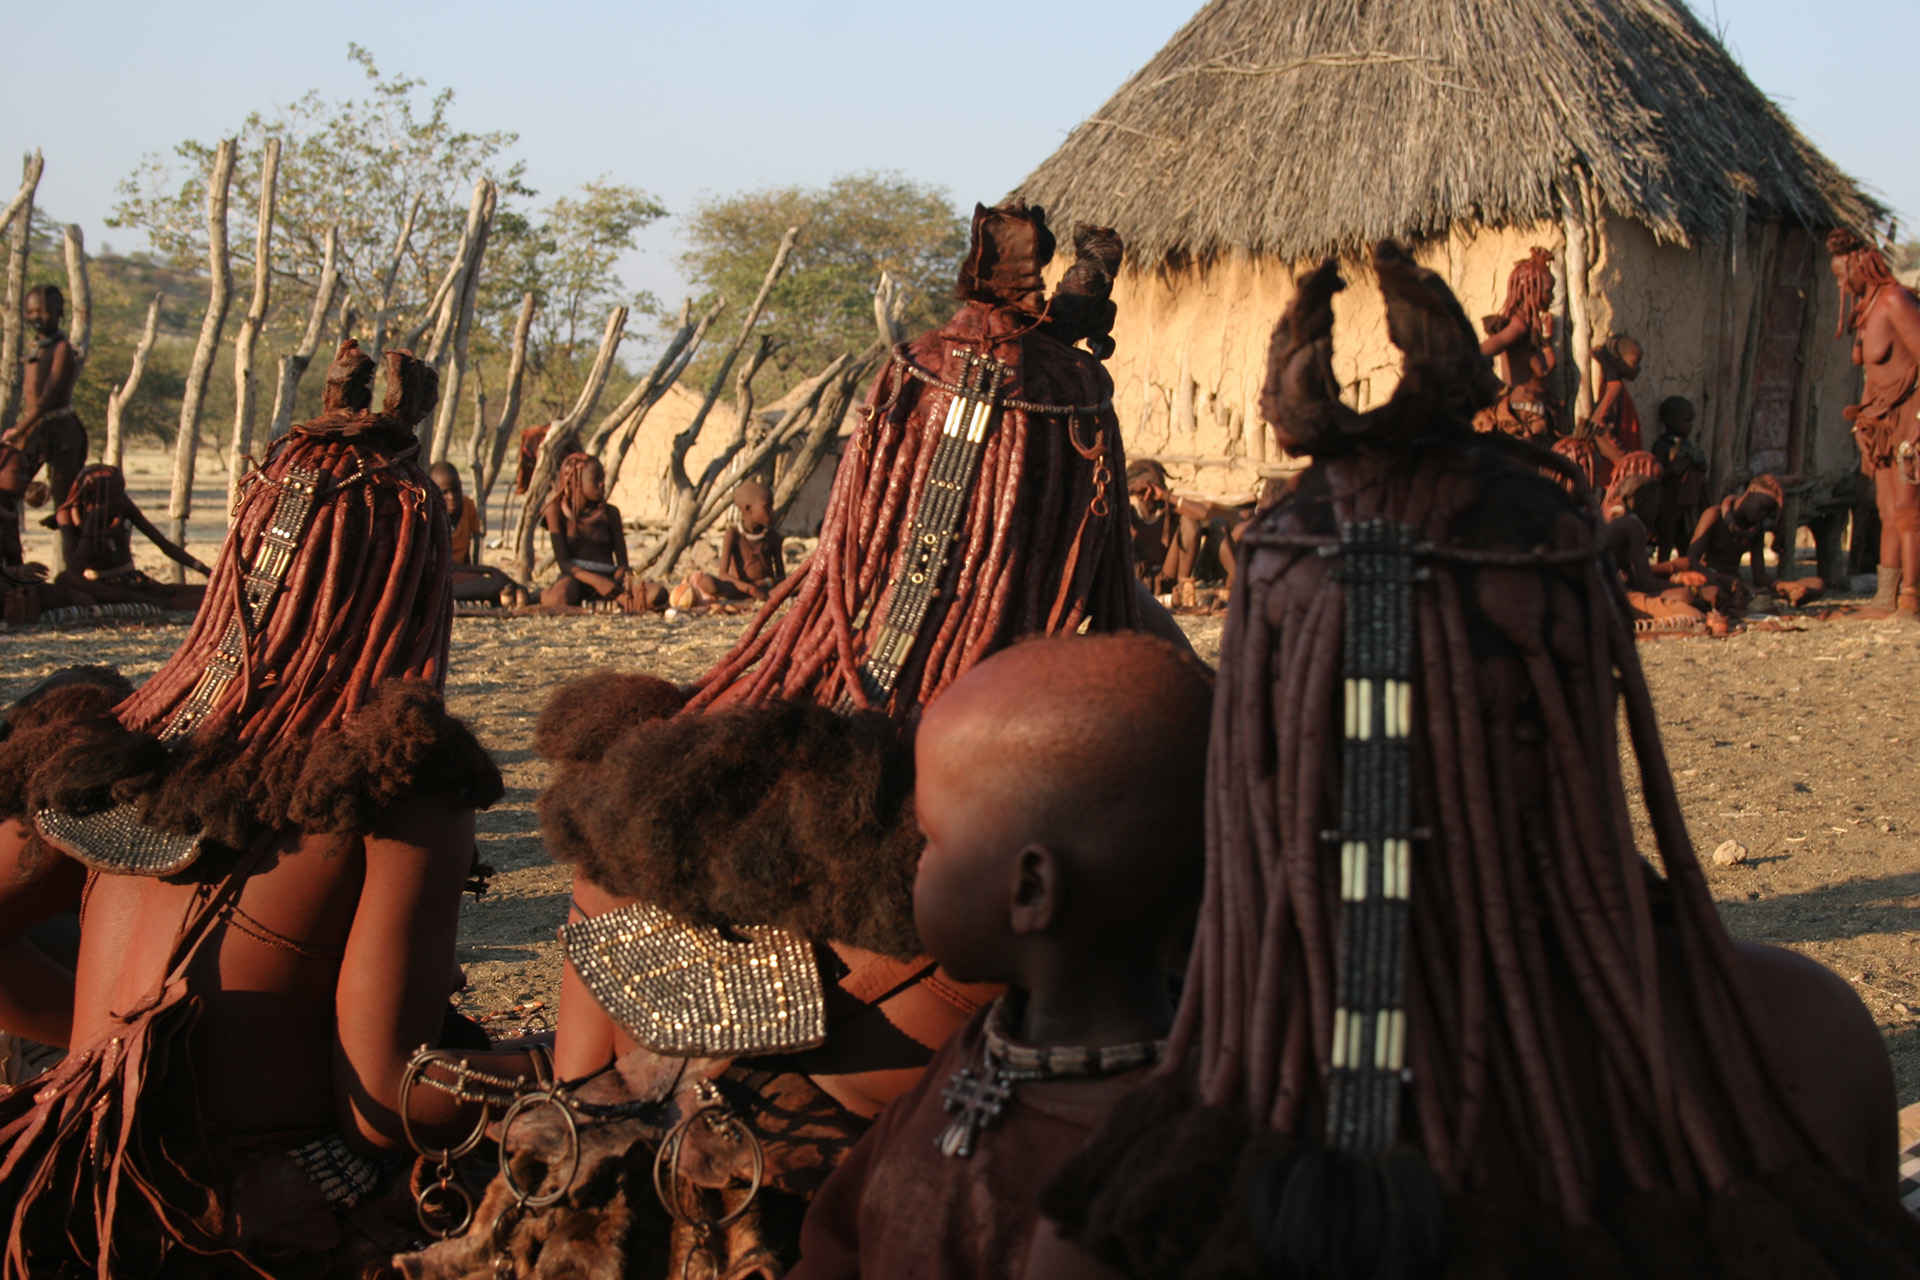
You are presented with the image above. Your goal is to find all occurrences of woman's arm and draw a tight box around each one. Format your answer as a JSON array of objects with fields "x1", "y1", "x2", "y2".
[
  {"x1": 333, "y1": 797, "x2": 522, "y2": 1152},
  {"x1": 126, "y1": 504, "x2": 211, "y2": 575},
  {"x1": 552, "y1": 871, "x2": 627, "y2": 1079},
  {"x1": 0, "y1": 818, "x2": 85, "y2": 1046}
]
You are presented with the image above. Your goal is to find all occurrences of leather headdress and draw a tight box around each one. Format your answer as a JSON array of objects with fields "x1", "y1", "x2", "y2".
[{"x1": 956, "y1": 199, "x2": 1055, "y2": 316}]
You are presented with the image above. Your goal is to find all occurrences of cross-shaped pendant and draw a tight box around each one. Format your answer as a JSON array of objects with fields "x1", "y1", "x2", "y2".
[{"x1": 936, "y1": 1061, "x2": 1015, "y2": 1159}]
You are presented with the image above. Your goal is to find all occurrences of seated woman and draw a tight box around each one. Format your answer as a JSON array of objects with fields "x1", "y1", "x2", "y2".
[
  {"x1": 0, "y1": 340, "x2": 536, "y2": 1277},
  {"x1": 1676, "y1": 474, "x2": 1823, "y2": 611},
  {"x1": 1603, "y1": 470, "x2": 1713, "y2": 632},
  {"x1": 428, "y1": 461, "x2": 525, "y2": 607},
  {"x1": 539, "y1": 453, "x2": 658, "y2": 611},
  {"x1": 52, "y1": 463, "x2": 211, "y2": 611},
  {"x1": 0, "y1": 441, "x2": 94, "y2": 623}
]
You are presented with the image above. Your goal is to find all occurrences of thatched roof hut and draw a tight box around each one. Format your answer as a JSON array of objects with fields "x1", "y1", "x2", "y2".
[{"x1": 1017, "y1": 0, "x2": 1884, "y2": 536}]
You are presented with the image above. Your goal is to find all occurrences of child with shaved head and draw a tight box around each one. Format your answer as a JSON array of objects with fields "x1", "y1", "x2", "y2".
[{"x1": 787, "y1": 632, "x2": 1213, "y2": 1280}]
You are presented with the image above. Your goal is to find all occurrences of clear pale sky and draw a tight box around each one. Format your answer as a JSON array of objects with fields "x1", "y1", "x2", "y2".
[{"x1": 6, "y1": 0, "x2": 1912, "y2": 310}]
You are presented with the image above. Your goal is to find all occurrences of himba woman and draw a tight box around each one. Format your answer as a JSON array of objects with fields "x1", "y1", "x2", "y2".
[
  {"x1": 1034, "y1": 245, "x2": 1920, "y2": 1278},
  {"x1": 392, "y1": 202, "x2": 1173, "y2": 1279},
  {"x1": 53, "y1": 462, "x2": 213, "y2": 612},
  {"x1": 1474, "y1": 247, "x2": 1561, "y2": 445},
  {"x1": 539, "y1": 452, "x2": 660, "y2": 611},
  {"x1": 0, "y1": 339, "x2": 539, "y2": 1278}
]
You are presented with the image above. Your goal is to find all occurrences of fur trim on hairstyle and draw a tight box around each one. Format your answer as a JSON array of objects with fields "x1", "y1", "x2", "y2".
[
  {"x1": 534, "y1": 672, "x2": 687, "y2": 765},
  {"x1": 9, "y1": 680, "x2": 501, "y2": 853},
  {"x1": 539, "y1": 696, "x2": 923, "y2": 959}
]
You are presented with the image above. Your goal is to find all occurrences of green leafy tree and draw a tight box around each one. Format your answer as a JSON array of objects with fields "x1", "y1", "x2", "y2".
[
  {"x1": 108, "y1": 43, "x2": 530, "y2": 355},
  {"x1": 678, "y1": 172, "x2": 967, "y2": 388},
  {"x1": 484, "y1": 179, "x2": 666, "y2": 414}
]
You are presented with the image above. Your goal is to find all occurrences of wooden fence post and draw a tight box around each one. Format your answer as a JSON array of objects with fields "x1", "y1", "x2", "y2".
[
  {"x1": 428, "y1": 180, "x2": 495, "y2": 464},
  {"x1": 266, "y1": 225, "x2": 341, "y2": 442},
  {"x1": 0, "y1": 150, "x2": 44, "y2": 433},
  {"x1": 368, "y1": 192, "x2": 423, "y2": 365},
  {"x1": 166, "y1": 138, "x2": 236, "y2": 582},
  {"x1": 227, "y1": 138, "x2": 280, "y2": 512},
  {"x1": 61, "y1": 225, "x2": 91, "y2": 370},
  {"x1": 104, "y1": 293, "x2": 162, "y2": 468}
]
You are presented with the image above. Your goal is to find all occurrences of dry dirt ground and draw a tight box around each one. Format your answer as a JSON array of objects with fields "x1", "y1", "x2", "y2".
[{"x1": 5, "y1": 606, "x2": 1920, "y2": 1104}]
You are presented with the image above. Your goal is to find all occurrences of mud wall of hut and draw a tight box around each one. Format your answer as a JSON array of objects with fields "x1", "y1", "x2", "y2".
[{"x1": 1090, "y1": 218, "x2": 1861, "y2": 519}]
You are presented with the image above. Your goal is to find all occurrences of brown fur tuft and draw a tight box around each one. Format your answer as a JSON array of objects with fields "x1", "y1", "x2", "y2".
[
  {"x1": 540, "y1": 700, "x2": 922, "y2": 957},
  {"x1": 535, "y1": 673, "x2": 686, "y2": 765}
]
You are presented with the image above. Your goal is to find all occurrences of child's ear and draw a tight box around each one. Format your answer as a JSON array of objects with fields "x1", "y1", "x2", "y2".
[{"x1": 1009, "y1": 845, "x2": 1061, "y2": 936}]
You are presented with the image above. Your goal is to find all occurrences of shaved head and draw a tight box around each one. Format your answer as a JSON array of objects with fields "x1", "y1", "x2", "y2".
[{"x1": 912, "y1": 633, "x2": 1214, "y2": 981}]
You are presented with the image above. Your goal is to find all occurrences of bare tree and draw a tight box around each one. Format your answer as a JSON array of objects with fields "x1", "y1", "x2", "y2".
[
  {"x1": 61, "y1": 225, "x2": 91, "y2": 370},
  {"x1": 513, "y1": 305, "x2": 627, "y2": 581},
  {"x1": 105, "y1": 293, "x2": 164, "y2": 468},
  {"x1": 0, "y1": 150, "x2": 44, "y2": 433},
  {"x1": 227, "y1": 139, "x2": 281, "y2": 511},
  {"x1": 266, "y1": 225, "x2": 342, "y2": 442},
  {"x1": 166, "y1": 138, "x2": 237, "y2": 582}
]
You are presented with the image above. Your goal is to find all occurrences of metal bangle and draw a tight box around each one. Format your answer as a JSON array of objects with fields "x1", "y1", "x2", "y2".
[
  {"x1": 399, "y1": 1048, "x2": 492, "y2": 1163},
  {"x1": 499, "y1": 1090, "x2": 580, "y2": 1210},
  {"x1": 652, "y1": 1100, "x2": 766, "y2": 1231}
]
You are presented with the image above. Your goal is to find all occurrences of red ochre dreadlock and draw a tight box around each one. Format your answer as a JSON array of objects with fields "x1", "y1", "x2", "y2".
[
  {"x1": 687, "y1": 203, "x2": 1141, "y2": 720},
  {"x1": 116, "y1": 340, "x2": 452, "y2": 743},
  {"x1": 1044, "y1": 245, "x2": 1920, "y2": 1279},
  {"x1": 7, "y1": 340, "x2": 503, "y2": 855},
  {"x1": 56, "y1": 464, "x2": 131, "y2": 556}
]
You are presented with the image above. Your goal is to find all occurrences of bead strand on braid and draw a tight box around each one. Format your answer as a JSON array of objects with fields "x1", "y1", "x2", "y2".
[{"x1": 686, "y1": 303, "x2": 1138, "y2": 721}]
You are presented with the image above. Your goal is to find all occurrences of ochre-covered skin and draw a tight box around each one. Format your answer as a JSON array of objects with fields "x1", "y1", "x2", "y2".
[{"x1": 1829, "y1": 229, "x2": 1920, "y2": 612}]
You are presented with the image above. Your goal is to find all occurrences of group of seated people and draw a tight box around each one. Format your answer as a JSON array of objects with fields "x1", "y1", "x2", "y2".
[{"x1": 1, "y1": 220, "x2": 1915, "y2": 1280}]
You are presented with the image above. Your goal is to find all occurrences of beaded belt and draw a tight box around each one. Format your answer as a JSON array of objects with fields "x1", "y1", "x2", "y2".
[
  {"x1": 1322, "y1": 519, "x2": 1419, "y2": 1154},
  {"x1": 36, "y1": 465, "x2": 324, "y2": 877},
  {"x1": 839, "y1": 350, "x2": 1009, "y2": 710}
]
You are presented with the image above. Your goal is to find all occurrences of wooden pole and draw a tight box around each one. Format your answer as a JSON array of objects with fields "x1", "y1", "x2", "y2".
[
  {"x1": 1560, "y1": 174, "x2": 1595, "y2": 422},
  {"x1": 429, "y1": 181, "x2": 494, "y2": 465},
  {"x1": 514, "y1": 305, "x2": 627, "y2": 581},
  {"x1": 166, "y1": 138, "x2": 236, "y2": 582},
  {"x1": 599, "y1": 296, "x2": 727, "y2": 494},
  {"x1": 477, "y1": 290, "x2": 534, "y2": 510},
  {"x1": 226, "y1": 138, "x2": 280, "y2": 512},
  {"x1": 61, "y1": 225, "x2": 91, "y2": 370},
  {"x1": 0, "y1": 151, "x2": 44, "y2": 433},
  {"x1": 104, "y1": 293, "x2": 163, "y2": 468},
  {"x1": 368, "y1": 191, "x2": 423, "y2": 365},
  {"x1": 266, "y1": 224, "x2": 341, "y2": 442}
]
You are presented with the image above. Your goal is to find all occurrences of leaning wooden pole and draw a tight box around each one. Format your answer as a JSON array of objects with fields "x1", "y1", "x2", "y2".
[
  {"x1": 266, "y1": 224, "x2": 340, "y2": 442},
  {"x1": 226, "y1": 138, "x2": 280, "y2": 512},
  {"x1": 104, "y1": 292, "x2": 163, "y2": 469},
  {"x1": 1560, "y1": 172, "x2": 1596, "y2": 422},
  {"x1": 429, "y1": 180, "x2": 495, "y2": 465},
  {"x1": 166, "y1": 138, "x2": 236, "y2": 582},
  {"x1": 62, "y1": 225, "x2": 91, "y2": 371},
  {"x1": 477, "y1": 290, "x2": 534, "y2": 512},
  {"x1": 368, "y1": 191, "x2": 423, "y2": 364},
  {"x1": 0, "y1": 150, "x2": 44, "y2": 433}
]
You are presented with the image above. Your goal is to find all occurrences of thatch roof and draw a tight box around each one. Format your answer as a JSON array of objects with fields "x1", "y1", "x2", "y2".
[{"x1": 1017, "y1": 0, "x2": 1878, "y2": 270}]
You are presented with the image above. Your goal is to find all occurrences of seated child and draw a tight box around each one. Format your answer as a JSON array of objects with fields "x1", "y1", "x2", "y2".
[
  {"x1": 539, "y1": 453, "x2": 663, "y2": 612},
  {"x1": 672, "y1": 478, "x2": 786, "y2": 608},
  {"x1": 52, "y1": 463, "x2": 210, "y2": 611},
  {"x1": 428, "y1": 461, "x2": 525, "y2": 606},
  {"x1": 1589, "y1": 332, "x2": 1644, "y2": 452},
  {"x1": 1603, "y1": 470, "x2": 1713, "y2": 632},
  {"x1": 787, "y1": 633, "x2": 1213, "y2": 1280},
  {"x1": 1650, "y1": 394, "x2": 1707, "y2": 560},
  {"x1": 1127, "y1": 460, "x2": 1234, "y2": 603}
]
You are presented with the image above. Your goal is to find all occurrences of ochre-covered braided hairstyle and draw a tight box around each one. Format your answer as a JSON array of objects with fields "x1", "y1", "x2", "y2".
[{"x1": 1045, "y1": 245, "x2": 1920, "y2": 1279}]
